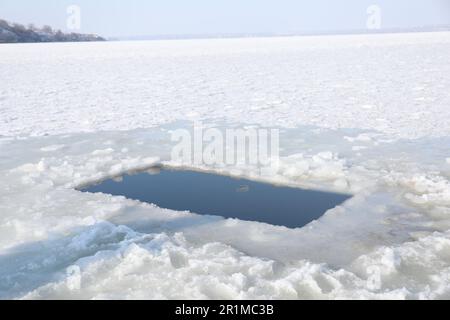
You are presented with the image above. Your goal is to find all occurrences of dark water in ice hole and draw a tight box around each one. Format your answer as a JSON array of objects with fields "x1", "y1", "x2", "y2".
[{"x1": 80, "y1": 168, "x2": 351, "y2": 229}]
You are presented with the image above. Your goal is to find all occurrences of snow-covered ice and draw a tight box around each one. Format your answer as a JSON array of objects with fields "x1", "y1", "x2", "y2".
[{"x1": 1, "y1": 32, "x2": 450, "y2": 299}]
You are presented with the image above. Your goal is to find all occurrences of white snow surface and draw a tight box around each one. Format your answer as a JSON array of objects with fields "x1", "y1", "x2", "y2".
[{"x1": 1, "y1": 32, "x2": 450, "y2": 299}]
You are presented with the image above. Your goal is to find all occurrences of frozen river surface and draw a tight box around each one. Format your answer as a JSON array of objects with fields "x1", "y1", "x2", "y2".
[{"x1": 0, "y1": 32, "x2": 450, "y2": 299}]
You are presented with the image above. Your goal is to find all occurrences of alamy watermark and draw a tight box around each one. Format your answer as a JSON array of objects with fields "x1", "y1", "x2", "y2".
[
  {"x1": 67, "y1": 5, "x2": 81, "y2": 31},
  {"x1": 66, "y1": 265, "x2": 81, "y2": 291},
  {"x1": 366, "y1": 4, "x2": 382, "y2": 30},
  {"x1": 171, "y1": 123, "x2": 280, "y2": 176}
]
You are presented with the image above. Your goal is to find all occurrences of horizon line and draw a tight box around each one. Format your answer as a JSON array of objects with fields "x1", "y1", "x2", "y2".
[{"x1": 107, "y1": 25, "x2": 450, "y2": 41}]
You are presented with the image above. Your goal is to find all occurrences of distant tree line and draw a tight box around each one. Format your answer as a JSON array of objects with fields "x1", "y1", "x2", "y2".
[{"x1": 0, "y1": 19, "x2": 105, "y2": 43}]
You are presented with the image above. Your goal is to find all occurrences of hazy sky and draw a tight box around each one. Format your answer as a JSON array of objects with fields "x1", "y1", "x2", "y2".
[{"x1": 1, "y1": 0, "x2": 449, "y2": 37}]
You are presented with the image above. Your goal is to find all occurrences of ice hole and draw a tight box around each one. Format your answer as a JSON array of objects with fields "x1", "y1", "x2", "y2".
[{"x1": 79, "y1": 168, "x2": 352, "y2": 229}]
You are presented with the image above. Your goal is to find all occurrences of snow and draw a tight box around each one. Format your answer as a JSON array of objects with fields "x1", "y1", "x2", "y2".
[
  {"x1": 1, "y1": 32, "x2": 450, "y2": 300},
  {"x1": 1, "y1": 32, "x2": 450, "y2": 139}
]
